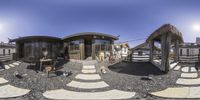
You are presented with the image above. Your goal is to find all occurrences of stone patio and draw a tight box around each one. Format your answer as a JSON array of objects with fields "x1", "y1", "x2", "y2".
[{"x1": 43, "y1": 61, "x2": 136, "y2": 99}]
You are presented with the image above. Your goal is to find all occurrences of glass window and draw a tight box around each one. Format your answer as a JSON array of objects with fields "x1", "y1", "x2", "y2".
[
  {"x1": 69, "y1": 40, "x2": 80, "y2": 51},
  {"x1": 187, "y1": 49, "x2": 189, "y2": 56},
  {"x1": 95, "y1": 39, "x2": 111, "y2": 45},
  {"x1": 3, "y1": 49, "x2": 5, "y2": 56},
  {"x1": 95, "y1": 39, "x2": 112, "y2": 54},
  {"x1": 8, "y1": 49, "x2": 10, "y2": 55}
]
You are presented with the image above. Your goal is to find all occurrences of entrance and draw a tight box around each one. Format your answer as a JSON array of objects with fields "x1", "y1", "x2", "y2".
[{"x1": 85, "y1": 39, "x2": 92, "y2": 58}]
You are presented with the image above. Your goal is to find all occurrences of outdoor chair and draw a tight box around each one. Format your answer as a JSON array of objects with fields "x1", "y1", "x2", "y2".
[{"x1": 44, "y1": 60, "x2": 58, "y2": 77}]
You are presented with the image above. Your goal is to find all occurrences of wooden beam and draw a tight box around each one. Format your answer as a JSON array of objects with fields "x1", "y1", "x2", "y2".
[
  {"x1": 149, "y1": 41, "x2": 154, "y2": 62},
  {"x1": 161, "y1": 33, "x2": 171, "y2": 72},
  {"x1": 175, "y1": 40, "x2": 179, "y2": 62}
]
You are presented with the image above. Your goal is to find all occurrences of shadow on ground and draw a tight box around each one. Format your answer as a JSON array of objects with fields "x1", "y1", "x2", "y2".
[{"x1": 108, "y1": 62, "x2": 165, "y2": 76}]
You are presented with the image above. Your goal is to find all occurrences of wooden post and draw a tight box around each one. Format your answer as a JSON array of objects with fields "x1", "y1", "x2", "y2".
[
  {"x1": 79, "y1": 39, "x2": 85, "y2": 60},
  {"x1": 175, "y1": 40, "x2": 179, "y2": 62},
  {"x1": 149, "y1": 41, "x2": 154, "y2": 62},
  {"x1": 161, "y1": 33, "x2": 171, "y2": 72},
  {"x1": 92, "y1": 39, "x2": 95, "y2": 60}
]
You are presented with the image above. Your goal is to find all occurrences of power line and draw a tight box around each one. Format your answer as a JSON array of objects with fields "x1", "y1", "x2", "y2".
[{"x1": 115, "y1": 37, "x2": 148, "y2": 44}]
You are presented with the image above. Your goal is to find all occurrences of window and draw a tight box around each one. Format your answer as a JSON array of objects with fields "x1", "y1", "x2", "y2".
[
  {"x1": 3, "y1": 49, "x2": 5, "y2": 56},
  {"x1": 180, "y1": 49, "x2": 182, "y2": 56},
  {"x1": 8, "y1": 49, "x2": 10, "y2": 55},
  {"x1": 138, "y1": 51, "x2": 143, "y2": 56},
  {"x1": 187, "y1": 49, "x2": 189, "y2": 56},
  {"x1": 69, "y1": 40, "x2": 80, "y2": 51},
  {"x1": 95, "y1": 39, "x2": 111, "y2": 52}
]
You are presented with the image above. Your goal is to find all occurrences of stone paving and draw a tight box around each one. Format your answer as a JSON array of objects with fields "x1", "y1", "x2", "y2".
[
  {"x1": 0, "y1": 61, "x2": 21, "y2": 71},
  {"x1": 43, "y1": 60, "x2": 136, "y2": 99},
  {"x1": 0, "y1": 61, "x2": 30, "y2": 99},
  {"x1": 151, "y1": 64, "x2": 200, "y2": 99}
]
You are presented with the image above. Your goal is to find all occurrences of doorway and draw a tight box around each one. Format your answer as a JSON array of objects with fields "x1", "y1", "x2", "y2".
[{"x1": 85, "y1": 39, "x2": 92, "y2": 59}]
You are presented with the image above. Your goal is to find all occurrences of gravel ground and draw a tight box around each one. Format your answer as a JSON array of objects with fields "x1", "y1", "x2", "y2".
[
  {"x1": 0, "y1": 60, "x2": 82, "y2": 100},
  {"x1": 0, "y1": 59, "x2": 192, "y2": 100},
  {"x1": 98, "y1": 61, "x2": 181, "y2": 99}
]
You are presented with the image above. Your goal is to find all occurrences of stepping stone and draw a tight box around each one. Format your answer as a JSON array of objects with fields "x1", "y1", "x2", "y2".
[
  {"x1": 191, "y1": 67, "x2": 197, "y2": 72},
  {"x1": 83, "y1": 65, "x2": 95, "y2": 69},
  {"x1": 16, "y1": 61, "x2": 21, "y2": 63},
  {"x1": 176, "y1": 78, "x2": 200, "y2": 85},
  {"x1": 0, "y1": 84, "x2": 30, "y2": 98},
  {"x1": 174, "y1": 65, "x2": 181, "y2": 71},
  {"x1": 170, "y1": 62, "x2": 178, "y2": 69},
  {"x1": 8, "y1": 64, "x2": 15, "y2": 67},
  {"x1": 181, "y1": 73, "x2": 198, "y2": 78},
  {"x1": 43, "y1": 89, "x2": 135, "y2": 99},
  {"x1": 82, "y1": 69, "x2": 96, "y2": 73},
  {"x1": 181, "y1": 67, "x2": 189, "y2": 72},
  {"x1": 0, "y1": 78, "x2": 8, "y2": 84},
  {"x1": 75, "y1": 74, "x2": 101, "y2": 80},
  {"x1": 189, "y1": 87, "x2": 200, "y2": 98},
  {"x1": 151, "y1": 86, "x2": 200, "y2": 98},
  {"x1": 13, "y1": 62, "x2": 19, "y2": 66},
  {"x1": 67, "y1": 81, "x2": 109, "y2": 89},
  {"x1": 4, "y1": 65, "x2": 10, "y2": 69},
  {"x1": 150, "y1": 87, "x2": 190, "y2": 98}
]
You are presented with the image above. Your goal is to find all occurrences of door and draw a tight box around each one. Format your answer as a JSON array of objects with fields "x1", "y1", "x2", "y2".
[{"x1": 85, "y1": 39, "x2": 92, "y2": 58}]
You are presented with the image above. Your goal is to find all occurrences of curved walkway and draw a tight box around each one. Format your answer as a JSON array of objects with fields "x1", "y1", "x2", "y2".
[
  {"x1": 43, "y1": 60, "x2": 136, "y2": 99},
  {"x1": 151, "y1": 65, "x2": 200, "y2": 99}
]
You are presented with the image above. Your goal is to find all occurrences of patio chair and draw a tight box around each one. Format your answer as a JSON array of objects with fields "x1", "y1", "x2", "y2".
[{"x1": 44, "y1": 60, "x2": 58, "y2": 77}]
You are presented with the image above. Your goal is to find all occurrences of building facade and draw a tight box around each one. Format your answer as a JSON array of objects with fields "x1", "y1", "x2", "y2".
[
  {"x1": 10, "y1": 32, "x2": 118, "y2": 62},
  {"x1": 10, "y1": 36, "x2": 62, "y2": 62},
  {"x1": 179, "y1": 43, "x2": 200, "y2": 62},
  {"x1": 63, "y1": 32, "x2": 118, "y2": 60},
  {"x1": 0, "y1": 42, "x2": 16, "y2": 62}
]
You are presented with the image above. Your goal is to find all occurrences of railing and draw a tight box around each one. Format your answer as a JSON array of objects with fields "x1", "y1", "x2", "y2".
[
  {"x1": 131, "y1": 53, "x2": 150, "y2": 62},
  {"x1": 179, "y1": 55, "x2": 200, "y2": 62},
  {"x1": 0, "y1": 54, "x2": 13, "y2": 62}
]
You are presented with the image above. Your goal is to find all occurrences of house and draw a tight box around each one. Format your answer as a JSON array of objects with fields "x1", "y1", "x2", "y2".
[
  {"x1": 0, "y1": 42, "x2": 16, "y2": 62},
  {"x1": 63, "y1": 32, "x2": 118, "y2": 60},
  {"x1": 131, "y1": 42, "x2": 161, "y2": 62},
  {"x1": 179, "y1": 43, "x2": 200, "y2": 62},
  {"x1": 131, "y1": 42, "x2": 150, "y2": 62},
  {"x1": 10, "y1": 32, "x2": 118, "y2": 62},
  {"x1": 10, "y1": 36, "x2": 63, "y2": 62},
  {"x1": 113, "y1": 43, "x2": 130, "y2": 60}
]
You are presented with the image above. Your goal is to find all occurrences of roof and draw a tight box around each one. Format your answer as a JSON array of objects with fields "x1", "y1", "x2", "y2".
[
  {"x1": 179, "y1": 43, "x2": 200, "y2": 48},
  {"x1": 146, "y1": 24, "x2": 184, "y2": 43},
  {"x1": 62, "y1": 32, "x2": 119, "y2": 40},
  {"x1": 10, "y1": 36, "x2": 61, "y2": 42},
  {"x1": 131, "y1": 42, "x2": 149, "y2": 51},
  {"x1": 0, "y1": 43, "x2": 15, "y2": 48},
  {"x1": 131, "y1": 42, "x2": 161, "y2": 51}
]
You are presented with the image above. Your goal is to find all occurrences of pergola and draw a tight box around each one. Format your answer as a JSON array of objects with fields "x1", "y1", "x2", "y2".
[{"x1": 146, "y1": 24, "x2": 184, "y2": 72}]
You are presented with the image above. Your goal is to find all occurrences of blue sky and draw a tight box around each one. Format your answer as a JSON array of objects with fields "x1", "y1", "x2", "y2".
[{"x1": 0, "y1": 0, "x2": 200, "y2": 47}]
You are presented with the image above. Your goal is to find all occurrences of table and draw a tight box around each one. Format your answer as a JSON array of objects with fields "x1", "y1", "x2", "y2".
[{"x1": 40, "y1": 59, "x2": 52, "y2": 71}]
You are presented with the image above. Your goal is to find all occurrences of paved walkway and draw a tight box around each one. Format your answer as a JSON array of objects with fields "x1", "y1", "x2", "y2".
[
  {"x1": 43, "y1": 60, "x2": 136, "y2": 99},
  {"x1": 151, "y1": 65, "x2": 200, "y2": 99},
  {"x1": 0, "y1": 61, "x2": 21, "y2": 70}
]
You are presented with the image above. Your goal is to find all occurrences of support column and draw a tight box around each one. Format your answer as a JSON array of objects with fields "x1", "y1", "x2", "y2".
[
  {"x1": 149, "y1": 41, "x2": 154, "y2": 62},
  {"x1": 161, "y1": 33, "x2": 171, "y2": 72},
  {"x1": 175, "y1": 40, "x2": 179, "y2": 62},
  {"x1": 79, "y1": 39, "x2": 85, "y2": 60},
  {"x1": 92, "y1": 39, "x2": 96, "y2": 60}
]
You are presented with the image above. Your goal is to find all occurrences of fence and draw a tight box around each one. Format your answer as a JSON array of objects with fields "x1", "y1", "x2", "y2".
[
  {"x1": 0, "y1": 54, "x2": 14, "y2": 62},
  {"x1": 179, "y1": 55, "x2": 200, "y2": 63}
]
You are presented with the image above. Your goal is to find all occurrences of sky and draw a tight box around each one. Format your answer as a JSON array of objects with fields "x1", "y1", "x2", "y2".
[{"x1": 0, "y1": 0, "x2": 200, "y2": 47}]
